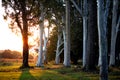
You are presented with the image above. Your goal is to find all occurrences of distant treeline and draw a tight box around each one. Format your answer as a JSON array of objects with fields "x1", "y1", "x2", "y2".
[{"x1": 0, "y1": 50, "x2": 33, "y2": 59}]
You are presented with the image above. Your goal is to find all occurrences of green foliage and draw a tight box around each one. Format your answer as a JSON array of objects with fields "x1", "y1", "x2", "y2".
[
  {"x1": 70, "y1": 17, "x2": 83, "y2": 64},
  {"x1": 47, "y1": 15, "x2": 83, "y2": 64},
  {"x1": 47, "y1": 26, "x2": 58, "y2": 61}
]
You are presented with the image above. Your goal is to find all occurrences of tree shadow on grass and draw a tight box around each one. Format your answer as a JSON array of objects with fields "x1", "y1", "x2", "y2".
[{"x1": 19, "y1": 68, "x2": 36, "y2": 80}]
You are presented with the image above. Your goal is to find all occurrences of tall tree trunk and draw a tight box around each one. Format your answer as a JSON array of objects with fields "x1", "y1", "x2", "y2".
[
  {"x1": 43, "y1": 28, "x2": 49, "y2": 64},
  {"x1": 82, "y1": 0, "x2": 88, "y2": 68},
  {"x1": 97, "y1": 0, "x2": 109, "y2": 80},
  {"x1": 36, "y1": 3, "x2": 44, "y2": 67},
  {"x1": 55, "y1": 38, "x2": 60, "y2": 64},
  {"x1": 109, "y1": 0, "x2": 119, "y2": 67},
  {"x1": 55, "y1": 17, "x2": 64, "y2": 64},
  {"x1": 55, "y1": 37, "x2": 60, "y2": 64},
  {"x1": 63, "y1": 0, "x2": 71, "y2": 67},
  {"x1": 85, "y1": 0, "x2": 97, "y2": 71},
  {"x1": 55, "y1": 26, "x2": 63, "y2": 64},
  {"x1": 21, "y1": 1, "x2": 29, "y2": 68},
  {"x1": 43, "y1": 37, "x2": 47, "y2": 64}
]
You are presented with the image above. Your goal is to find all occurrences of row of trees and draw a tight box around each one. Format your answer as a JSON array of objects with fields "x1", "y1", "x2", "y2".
[
  {"x1": 2, "y1": 0, "x2": 120, "y2": 80},
  {"x1": 47, "y1": 0, "x2": 120, "y2": 80},
  {"x1": 2, "y1": 0, "x2": 51, "y2": 67}
]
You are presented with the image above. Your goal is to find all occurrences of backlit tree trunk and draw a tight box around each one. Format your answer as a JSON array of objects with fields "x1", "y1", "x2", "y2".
[
  {"x1": 21, "y1": 1, "x2": 29, "y2": 68},
  {"x1": 43, "y1": 28, "x2": 49, "y2": 64}
]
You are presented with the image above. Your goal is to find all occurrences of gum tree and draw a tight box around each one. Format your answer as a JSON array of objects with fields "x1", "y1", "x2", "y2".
[
  {"x1": 2, "y1": 0, "x2": 40, "y2": 68},
  {"x1": 97, "y1": 0, "x2": 110, "y2": 79},
  {"x1": 109, "y1": 0, "x2": 120, "y2": 67}
]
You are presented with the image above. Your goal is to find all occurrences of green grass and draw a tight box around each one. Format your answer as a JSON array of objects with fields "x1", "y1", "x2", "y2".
[{"x1": 0, "y1": 62, "x2": 120, "y2": 80}]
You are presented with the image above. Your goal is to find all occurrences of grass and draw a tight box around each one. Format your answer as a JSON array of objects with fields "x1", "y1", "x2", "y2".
[{"x1": 0, "y1": 61, "x2": 120, "y2": 80}]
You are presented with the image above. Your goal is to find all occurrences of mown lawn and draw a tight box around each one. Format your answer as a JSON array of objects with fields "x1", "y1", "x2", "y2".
[{"x1": 0, "y1": 62, "x2": 120, "y2": 80}]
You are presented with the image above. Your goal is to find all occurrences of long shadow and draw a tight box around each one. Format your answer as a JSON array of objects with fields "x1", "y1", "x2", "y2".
[{"x1": 19, "y1": 68, "x2": 36, "y2": 80}]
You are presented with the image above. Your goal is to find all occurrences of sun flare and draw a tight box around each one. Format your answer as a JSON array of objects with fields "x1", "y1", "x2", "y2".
[{"x1": 0, "y1": 2, "x2": 50, "y2": 52}]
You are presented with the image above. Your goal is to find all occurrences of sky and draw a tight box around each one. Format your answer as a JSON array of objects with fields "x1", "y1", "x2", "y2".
[
  {"x1": 0, "y1": 1, "x2": 50, "y2": 53},
  {"x1": 0, "y1": 0, "x2": 23, "y2": 51}
]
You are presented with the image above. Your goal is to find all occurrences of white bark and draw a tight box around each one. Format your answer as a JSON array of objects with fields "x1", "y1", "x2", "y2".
[
  {"x1": 42, "y1": 26, "x2": 50, "y2": 64},
  {"x1": 55, "y1": 32, "x2": 63, "y2": 64},
  {"x1": 62, "y1": 16, "x2": 65, "y2": 65},
  {"x1": 82, "y1": 0, "x2": 88, "y2": 68},
  {"x1": 36, "y1": 3, "x2": 44, "y2": 67},
  {"x1": 109, "y1": 0, "x2": 119, "y2": 66},
  {"x1": 116, "y1": 17, "x2": 120, "y2": 33},
  {"x1": 43, "y1": 36, "x2": 47, "y2": 63},
  {"x1": 55, "y1": 16, "x2": 64, "y2": 64},
  {"x1": 98, "y1": 0, "x2": 110, "y2": 67},
  {"x1": 69, "y1": 0, "x2": 88, "y2": 68},
  {"x1": 97, "y1": 0, "x2": 109, "y2": 80},
  {"x1": 97, "y1": 0, "x2": 105, "y2": 69},
  {"x1": 63, "y1": 0, "x2": 71, "y2": 67}
]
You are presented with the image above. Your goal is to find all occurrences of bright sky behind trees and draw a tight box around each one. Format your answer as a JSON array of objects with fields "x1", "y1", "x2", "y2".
[
  {"x1": 0, "y1": 0, "x2": 51, "y2": 53},
  {"x1": 0, "y1": 0, "x2": 22, "y2": 51}
]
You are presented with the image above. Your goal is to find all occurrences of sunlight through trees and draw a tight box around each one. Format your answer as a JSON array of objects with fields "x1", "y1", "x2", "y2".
[{"x1": 0, "y1": 0, "x2": 120, "y2": 80}]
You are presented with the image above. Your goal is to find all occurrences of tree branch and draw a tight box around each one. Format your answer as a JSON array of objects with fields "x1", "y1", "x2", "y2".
[
  {"x1": 70, "y1": 0, "x2": 82, "y2": 17},
  {"x1": 56, "y1": 48, "x2": 64, "y2": 56},
  {"x1": 116, "y1": 16, "x2": 120, "y2": 33},
  {"x1": 15, "y1": 13, "x2": 23, "y2": 34}
]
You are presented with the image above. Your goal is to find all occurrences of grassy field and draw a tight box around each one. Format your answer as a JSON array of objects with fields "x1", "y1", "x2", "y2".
[{"x1": 0, "y1": 60, "x2": 120, "y2": 80}]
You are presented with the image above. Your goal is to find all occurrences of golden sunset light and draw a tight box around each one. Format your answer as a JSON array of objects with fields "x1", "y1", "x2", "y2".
[
  {"x1": 0, "y1": 0, "x2": 120, "y2": 80},
  {"x1": 0, "y1": 1, "x2": 50, "y2": 53},
  {"x1": 0, "y1": 1, "x2": 23, "y2": 51},
  {"x1": 0, "y1": 18, "x2": 23, "y2": 51}
]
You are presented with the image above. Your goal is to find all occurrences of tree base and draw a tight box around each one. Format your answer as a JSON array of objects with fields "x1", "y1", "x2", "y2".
[
  {"x1": 63, "y1": 65, "x2": 71, "y2": 68},
  {"x1": 82, "y1": 66, "x2": 97, "y2": 72},
  {"x1": 20, "y1": 64, "x2": 31, "y2": 69}
]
